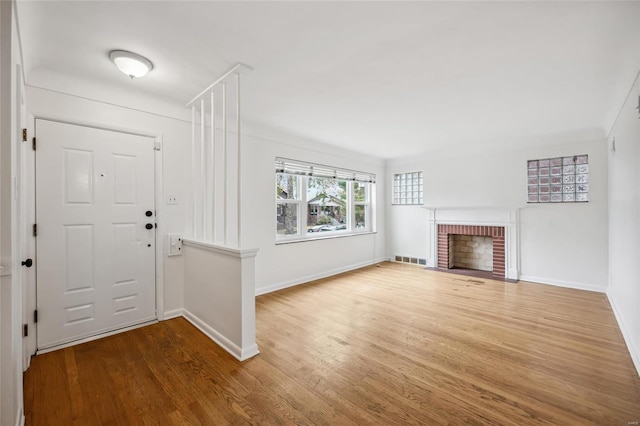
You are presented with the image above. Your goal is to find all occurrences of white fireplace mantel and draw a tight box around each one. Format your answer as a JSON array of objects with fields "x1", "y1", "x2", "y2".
[{"x1": 423, "y1": 206, "x2": 521, "y2": 280}]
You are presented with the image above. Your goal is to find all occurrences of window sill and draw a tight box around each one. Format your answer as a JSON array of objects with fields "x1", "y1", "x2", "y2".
[{"x1": 275, "y1": 231, "x2": 377, "y2": 245}]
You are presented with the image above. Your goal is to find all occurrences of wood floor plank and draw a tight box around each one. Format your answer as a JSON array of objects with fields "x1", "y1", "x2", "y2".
[{"x1": 24, "y1": 262, "x2": 640, "y2": 425}]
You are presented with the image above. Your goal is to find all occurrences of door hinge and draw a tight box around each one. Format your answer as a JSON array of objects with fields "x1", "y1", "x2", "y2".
[
  {"x1": 22, "y1": 128, "x2": 27, "y2": 142},
  {"x1": 23, "y1": 324, "x2": 28, "y2": 337},
  {"x1": 153, "y1": 141, "x2": 161, "y2": 151},
  {"x1": 32, "y1": 137, "x2": 36, "y2": 151},
  {"x1": 33, "y1": 223, "x2": 37, "y2": 237},
  {"x1": 34, "y1": 310, "x2": 38, "y2": 324}
]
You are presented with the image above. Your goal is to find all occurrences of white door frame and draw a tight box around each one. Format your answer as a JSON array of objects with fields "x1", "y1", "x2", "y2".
[
  {"x1": 16, "y1": 65, "x2": 36, "y2": 371},
  {"x1": 22, "y1": 108, "x2": 35, "y2": 368},
  {"x1": 26, "y1": 115, "x2": 165, "y2": 354}
]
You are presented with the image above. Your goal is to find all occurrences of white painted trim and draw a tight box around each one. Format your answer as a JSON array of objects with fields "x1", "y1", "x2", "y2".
[
  {"x1": 23, "y1": 112, "x2": 36, "y2": 366},
  {"x1": 15, "y1": 410, "x2": 24, "y2": 426},
  {"x1": 32, "y1": 114, "x2": 162, "y2": 139},
  {"x1": 422, "y1": 205, "x2": 525, "y2": 212},
  {"x1": 162, "y1": 308, "x2": 183, "y2": 320},
  {"x1": 607, "y1": 291, "x2": 640, "y2": 377},
  {"x1": 256, "y1": 257, "x2": 386, "y2": 296},
  {"x1": 432, "y1": 219, "x2": 519, "y2": 225},
  {"x1": 276, "y1": 230, "x2": 377, "y2": 245},
  {"x1": 519, "y1": 275, "x2": 606, "y2": 293},
  {"x1": 182, "y1": 238, "x2": 258, "y2": 259},
  {"x1": 182, "y1": 309, "x2": 259, "y2": 362},
  {"x1": 154, "y1": 134, "x2": 165, "y2": 321},
  {"x1": 240, "y1": 343, "x2": 260, "y2": 361},
  {"x1": 36, "y1": 320, "x2": 157, "y2": 355}
]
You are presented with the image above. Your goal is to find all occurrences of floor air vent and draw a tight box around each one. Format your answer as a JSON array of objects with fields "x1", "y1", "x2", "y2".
[{"x1": 394, "y1": 255, "x2": 426, "y2": 266}]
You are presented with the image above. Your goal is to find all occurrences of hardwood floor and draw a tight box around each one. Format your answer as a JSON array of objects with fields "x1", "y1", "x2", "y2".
[{"x1": 24, "y1": 262, "x2": 640, "y2": 425}]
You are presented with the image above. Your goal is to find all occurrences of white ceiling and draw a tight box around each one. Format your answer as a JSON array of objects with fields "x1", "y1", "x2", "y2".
[{"x1": 17, "y1": 1, "x2": 640, "y2": 159}]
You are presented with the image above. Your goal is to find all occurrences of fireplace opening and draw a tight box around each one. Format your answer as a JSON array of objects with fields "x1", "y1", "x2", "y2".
[
  {"x1": 437, "y1": 224, "x2": 506, "y2": 279},
  {"x1": 449, "y1": 235, "x2": 493, "y2": 272}
]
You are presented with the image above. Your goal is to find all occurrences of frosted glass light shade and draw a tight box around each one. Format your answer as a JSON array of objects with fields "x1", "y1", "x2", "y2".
[{"x1": 109, "y1": 50, "x2": 153, "y2": 79}]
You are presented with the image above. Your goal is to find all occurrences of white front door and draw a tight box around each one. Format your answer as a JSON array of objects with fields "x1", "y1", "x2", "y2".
[{"x1": 35, "y1": 120, "x2": 156, "y2": 350}]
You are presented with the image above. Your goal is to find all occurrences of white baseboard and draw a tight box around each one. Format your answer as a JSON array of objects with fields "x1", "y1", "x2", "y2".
[
  {"x1": 182, "y1": 309, "x2": 259, "y2": 362},
  {"x1": 519, "y1": 275, "x2": 606, "y2": 293},
  {"x1": 607, "y1": 291, "x2": 640, "y2": 377},
  {"x1": 255, "y1": 257, "x2": 387, "y2": 296},
  {"x1": 15, "y1": 409, "x2": 24, "y2": 426},
  {"x1": 240, "y1": 343, "x2": 260, "y2": 360},
  {"x1": 162, "y1": 308, "x2": 184, "y2": 320}
]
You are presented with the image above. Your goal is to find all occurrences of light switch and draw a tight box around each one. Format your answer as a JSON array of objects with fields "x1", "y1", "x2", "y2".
[
  {"x1": 167, "y1": 233, "x2": 182, "y2": 256},
  {"x1": 167, "y1": 195, "x2": 178, "y2": 205}
]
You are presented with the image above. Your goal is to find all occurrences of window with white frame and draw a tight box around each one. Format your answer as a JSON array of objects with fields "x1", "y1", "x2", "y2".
[
  {"x1": 276, "y1": 173, "x2": 300, "y2": 235},
  {"x1": 393, "y1": 171, "x2": 423, "y2": 205},
  {"x1": 275, "y1": 158, "x2": 376, "y2": 242}
]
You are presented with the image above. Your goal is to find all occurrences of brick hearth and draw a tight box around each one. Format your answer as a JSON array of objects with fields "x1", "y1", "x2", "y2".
[{"x1": 437, "y1": 224, "x2": 505, "y2": 278}]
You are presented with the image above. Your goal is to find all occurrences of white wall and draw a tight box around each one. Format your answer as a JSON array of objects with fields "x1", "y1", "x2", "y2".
[
  {"x1": 242, "y1": 130, "x2": 386, "y2": 295},
  {"x1": 26, "y1": 82, "x2": 191, "y2": 316},
  {"x1": 386, "y1": 136, "x2": 608, "y2": 291},
  {"x1": 607, "y1": 71, "x2": 640, "y2": 374}
]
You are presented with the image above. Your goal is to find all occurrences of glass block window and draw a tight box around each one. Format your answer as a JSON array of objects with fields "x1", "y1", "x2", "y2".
[
  {"x1": 393, "y1": 172, "x2": 423, "y2": 205},
  {"x1": 527, "y1": 155, "x2": 588, "y2": 203}
]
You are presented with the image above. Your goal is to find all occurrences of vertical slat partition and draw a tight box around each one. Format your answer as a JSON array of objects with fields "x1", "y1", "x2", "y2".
[
  {"x1": 222, "y1": 83, "x2": 228, "y2": 245},
  {"x1": 200, "y1": 99, "x2": 206, "y2": 237},
  {"x1": 210, "y1": 91, "x2": 216, "y2": 242},
  {"x1": 236, "y1": 73, "x2": 242, "y2": 247},
  {"x1": 186, "y1": 63, "x2": 252, "y2": 248},
  {"x1": 191, "y1": 106, "x2": 197, "y2": 237}
]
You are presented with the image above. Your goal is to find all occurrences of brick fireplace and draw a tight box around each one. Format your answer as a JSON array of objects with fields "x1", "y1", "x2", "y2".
[
  {"x1": 437, "y1": 224, "x2": 505, "y2": 278},
  {"x1": 425, "y1": 207, "x2": 519, "y2": 280}
]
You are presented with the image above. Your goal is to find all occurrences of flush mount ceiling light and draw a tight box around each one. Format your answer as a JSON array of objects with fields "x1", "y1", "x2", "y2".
[{"x1": 109, "y1": 50, "x2": 153, "y2": 79}]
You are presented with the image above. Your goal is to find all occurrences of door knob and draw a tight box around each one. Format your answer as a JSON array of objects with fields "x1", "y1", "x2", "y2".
[
  {"x1": 21, "y1": 258, "x2": 33, "y2": 268},
  {"x1": 145, "y1": 210, "x2": 153, "y2": 217},
  {"x1": 145, "y1": 223, "x2": 153, "y2": 230}
]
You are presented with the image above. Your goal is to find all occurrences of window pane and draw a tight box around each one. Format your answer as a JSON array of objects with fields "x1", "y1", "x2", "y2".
[
  {"x1": 307, "y1": 178, "x2": 347, "y2": 233},
  {"x1": 354, "y1": 182, "x2": 367, "y2": 202},
  {"x1": 276, "y1": 173, "x2": 298, "y2": 199},
  {"x1": 276, "y1": 203, "x2": 298, "y2": 235},
  {"x1": 355, "y1": 205, "x2": 367, "y2": 229}
]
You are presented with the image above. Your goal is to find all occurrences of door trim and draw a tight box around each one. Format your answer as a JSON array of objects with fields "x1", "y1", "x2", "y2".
[{"x1": 29, "y1": 116, "x2": 165, "y2": 353}]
